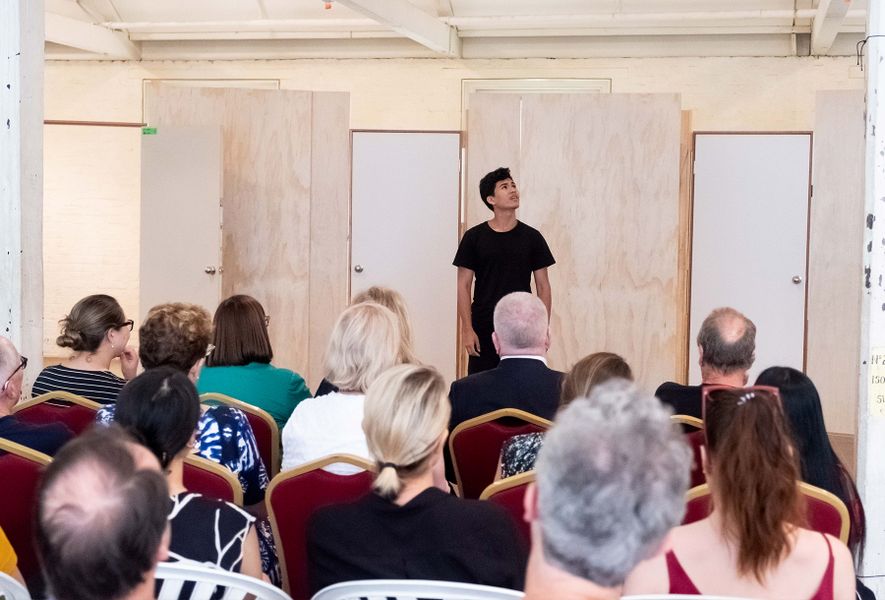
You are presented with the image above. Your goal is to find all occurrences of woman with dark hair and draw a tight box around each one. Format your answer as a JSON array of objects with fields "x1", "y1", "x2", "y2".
[
  {"x1": 624, "y1": 387, "x2": 855, "y2": 599},
  {"x1": 198, "y1": 295, "x2": 311, "y2": 430},
  {"x1": 756, "y1": 367, "x2": 871, "y2": 597},
  {"x1": 115, "y1": 367, "x2": 264, "y2": 582},
  {"x1": 497, "y1": 352, "x2": 633, "y2": 479},
  {"x1": 33, "y1": 294, "x2": 139, "y2": 403}
]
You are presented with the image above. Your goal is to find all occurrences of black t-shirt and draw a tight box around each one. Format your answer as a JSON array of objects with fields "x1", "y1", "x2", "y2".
[
  {"x1": 307, "y1": 487, "x2": 527, "y2": 594},
  {"x1": 453, "y1": 221, "x2": 555, "y2": 332}
]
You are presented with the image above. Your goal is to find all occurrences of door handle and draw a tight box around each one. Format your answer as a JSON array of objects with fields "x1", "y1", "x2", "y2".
[
  {"x1": 792, "y1": 275, "x2": 803, "y2": 284},
  {"x1": 354, "y1": 264, "x2": 364, "y2": 273}
]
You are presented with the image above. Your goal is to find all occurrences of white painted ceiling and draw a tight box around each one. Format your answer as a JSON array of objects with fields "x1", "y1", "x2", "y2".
[{"x1": 44, "y1": 0, "x2": 869, "y2": 61}]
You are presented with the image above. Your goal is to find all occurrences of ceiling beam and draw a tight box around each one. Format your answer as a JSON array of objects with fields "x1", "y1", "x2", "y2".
[
  {"x1": 811, "y1": 0, "x2": 853, "y2": 55},
  {"x1": 333, "y1": 0, "x2": 459, "y2": 56},
  {"x1": 45, "y1": 12, "x2": 140, "y2": 59}
]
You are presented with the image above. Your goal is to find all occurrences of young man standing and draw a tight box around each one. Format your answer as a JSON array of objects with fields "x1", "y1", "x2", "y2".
[{"x1": 453, "y1": 167, "x2": 555, "y2": 374}]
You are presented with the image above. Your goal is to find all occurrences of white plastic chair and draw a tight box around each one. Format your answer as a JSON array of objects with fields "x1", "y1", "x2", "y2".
[
  {"x1": 311, "y1": 579, "x2": 523, "y2": 600},
  {"x1": 155, "y1": 561, "x2": 292, "y2": 600},
  {"x1": 623, "y1": 595, "x2": 756, "y2": 600},
  {"x1": 0, "y1": 572, "x2": 30, "y2": 600}
]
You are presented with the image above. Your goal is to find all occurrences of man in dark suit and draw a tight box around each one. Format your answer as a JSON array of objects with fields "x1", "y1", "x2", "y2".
[{"x1": 449, "y1": 291, "x2": 563, "y2": 433}]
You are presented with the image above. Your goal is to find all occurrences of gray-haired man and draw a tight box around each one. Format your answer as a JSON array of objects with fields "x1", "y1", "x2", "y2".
[{"x1": 522, "y1": 380, "x2": 691, "y2": 599}]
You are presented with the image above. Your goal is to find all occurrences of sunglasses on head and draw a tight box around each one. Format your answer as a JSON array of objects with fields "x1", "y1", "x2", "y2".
[{"x1": 701, "y1": 384, "x2": 780, "y2": 423}]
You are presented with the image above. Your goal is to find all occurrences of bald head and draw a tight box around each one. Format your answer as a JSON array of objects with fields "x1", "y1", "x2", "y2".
[
  {"x1": 36, "y1": 427, "x2": 169, "y2": 600},
  {"x1": 697, "y1": 307, "x2": 756, "y2": 374},
  {"x1": 493, "y1": 292, "x2": 549, "y2": 355}
]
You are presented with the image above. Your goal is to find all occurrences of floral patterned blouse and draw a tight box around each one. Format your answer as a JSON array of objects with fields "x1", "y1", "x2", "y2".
[{"x1": 500, "y1": 432, "x2": 545, "y2": 479}]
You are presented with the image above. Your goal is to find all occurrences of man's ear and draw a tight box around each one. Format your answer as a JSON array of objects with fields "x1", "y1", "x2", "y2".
[
  {"x1": 697, "y1": 344, "x2": 704, "y2": 367},
  {"x1": 492, "y1": 331, "x2": 501, "y2": 355},
  {"x1": 523, "y1": 482, "x2": 539, "y2": 524},
  {"x1": 187, "y1": 360, "x2": 203, "y2": 384},
  {"x1": 544, "y1": 328, "x2": 551, "y2": 351}
]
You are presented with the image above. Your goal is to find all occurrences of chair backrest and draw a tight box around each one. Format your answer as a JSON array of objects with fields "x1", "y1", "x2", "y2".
[
  {"x1": 311, "y1": 579, "x2": 523, "y2": 600},
  {"x1": 14, "y1": 392, "x2": 101, "y2": 436},
  {"x1": 0, "y1": 439, "x2": 51, "y2": 596},
  {"x1": 479, "y1": 471, "x2": 534, "y2": 546},
  {"x1": 182, "y1": 455, "x2": 244, "y2": 506},
  {"x1": 156, "y1": 560, "x2": 293, "y2": 600},
  {"x1": 670, "y1": 413, "x2": 704, "y2": 432},
  {"x1": 681, "y1": 482, "x2": 850, "y2": 543},
  {"x1": 0, "y1": 571, "x2": 31, "y2": 600},
  {"x1": 201, "y1": 393, "x2": 281, "y2": 477},
  {"x1": 684, "y1": 429, "x2": 706, "y2": 488},
  {"x1": 449, "y1": 409, "x2": 552, "y2": 500},
  {"x1": 268, "y1": 454, "x2": 375, "y2": 600}
]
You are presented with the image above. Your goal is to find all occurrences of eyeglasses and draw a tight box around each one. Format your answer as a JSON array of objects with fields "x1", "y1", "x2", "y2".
[
  {"x1": 701, "y1": 384, "x2": 781, "y2": 425},
  {"x1": 263, "y1": 315, "x2": 270, "y2": 326},
  {"x1": 204, "y1": 344, "x2": 215, "y2": 359},
  {"x1": 2, "y1": 356, "x2": 27, "y2": 392},
  {"x1": 116, "y1": 319, "x2": 134, "y2": 331}
]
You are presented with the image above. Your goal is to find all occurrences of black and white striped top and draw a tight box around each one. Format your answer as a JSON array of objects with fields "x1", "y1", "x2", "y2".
[{"x1": 31, "y1": 365, "x2": 126, "y2": 405}]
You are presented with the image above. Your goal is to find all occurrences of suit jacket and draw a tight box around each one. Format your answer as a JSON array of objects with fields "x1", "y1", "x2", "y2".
[{"x1": 448, "y1": 357, "x2": 563, "y2": 433}]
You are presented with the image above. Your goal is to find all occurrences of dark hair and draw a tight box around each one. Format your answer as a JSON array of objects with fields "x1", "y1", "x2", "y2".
[
  {"x1": 57, "y1": 294, "x2": 127, "y2": 353},
  {"x1": 139, "y1": 303, "x2": 212, "y2": 372},
  {"x1": 561, "y1": 352, "x2": 633, "y2": 408},
  {"x1": 36, "y1": 427, "x2": 168, "y2": 600},
  {"x1": 697, "y1": 307, "x2": 756, "y2": 374},
  {"x1": 705, "y1": 387, "x2": 805, "y2": 582},
  {"x1": 756, "y1": 367, "x2": 866, "y2": 559},
  {"x1": 207, "y1": 295, "x2": 273, "y2": 367},
  {"x1": 115, "y1": 367, "x2": 201, "y2": 469},
  {"x1": 478, "y1": 167, "x2": 513, "y2": 211}
]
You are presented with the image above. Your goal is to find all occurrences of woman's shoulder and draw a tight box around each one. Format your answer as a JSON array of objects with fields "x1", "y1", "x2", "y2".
[{"x1": 172, "y1": 492, "x2": 254, "y2": 524}]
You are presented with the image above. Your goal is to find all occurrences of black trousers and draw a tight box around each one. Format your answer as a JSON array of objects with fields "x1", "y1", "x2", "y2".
[{"x1": 467, "y1": 329, "x2": 500, "y2": 374}]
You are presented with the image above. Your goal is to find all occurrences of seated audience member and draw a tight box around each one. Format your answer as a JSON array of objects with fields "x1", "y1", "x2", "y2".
[
  {"x1": 115, "y1": 367, "x2": 263, "y2": 581},
  {"x1": 32, "y1": 294, "x2": 139, "y2": 404},
  {"x1": 95, "y1": 303, "x2": 278, "y2": 583},
  {"x1": 0, "y1": 336, "x2": 72, "y2": 455},
  {"x1": 756, "y1": 366, "x2": 872, "y2": 599},
  {"x1": 35, "y1": 426, "x2": 170, "y2": 600},
  {"x1": 314, "y1": 286, "x2": 417, "y2": 397},
  {"x1": 522, "y1": 380, "x2": 690, "y2": 600},
  {"x1": 198, "y1": 294, "x2": 312, "y2": 431},
  {"x1": 499, "y1": 352, "x2": 632, "y2": 479},
  {"x1": 655, "y1": 306, "x2": 755, "y2": 418},
  {"x1": 282, "y1": 302, "x2": 402, "y2": 474},
  {"x1": 0, "y1": 525, "x2": 25, "y2": 587},
  {"x1": 623, "y1": 386, "x2": 855, "y2": 599},
  {"x1": 449, "y1": 292, "x2": 562, "y2": 429},
  {"x1": 308, "y1": 364, "x2": 526, "y2": 594}
]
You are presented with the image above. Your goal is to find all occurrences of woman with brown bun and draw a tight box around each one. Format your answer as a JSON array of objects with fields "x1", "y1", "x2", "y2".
[
  {"x1": 33, "y1": 294, "x2": 139, "y2": 404},
  {"x1": 623, "y1": 387, "x2": 855, "y2": 599},
  {"x1": 497, "y1": 351, "x2": 632, "y2": 479}
]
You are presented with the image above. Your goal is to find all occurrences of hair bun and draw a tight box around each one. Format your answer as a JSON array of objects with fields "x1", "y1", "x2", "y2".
[{"x1": 57, "y1": 319, "x2": 85, "y2": 350}]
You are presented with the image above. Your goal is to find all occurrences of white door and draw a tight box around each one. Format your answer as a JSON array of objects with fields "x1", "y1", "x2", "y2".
[
  {"x1": 690, "y1": 134, "x2": 811, "y2": 383},
  {"x1": 140, "y1": 127, "x2": 223, "y2": 319},
  {"x1": 351, "y1": 131, "x2": 461, "y2": 383}
]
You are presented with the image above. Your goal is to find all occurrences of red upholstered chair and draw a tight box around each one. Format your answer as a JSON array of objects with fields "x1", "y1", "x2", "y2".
[
  {"x1": 14, "y1": 391, "x2": 101, "y2": 436},
  {"x1": 201, "y1": 393, "x2": 281, "y2": 477},
  {"x1": 681, "y1": 482, "x2": 850, "y2": 543},
  {"x1": 480, "y1": 471, "x2": 534, "y2": 546},
  {"x1": 268, "y1": 454, "x2": 374, "y2": 600},
  {"x1": 0, "y1": 438, "x2": 51, "y2": 595},
  {"x1": 670, "y1": 414, "x2": 706, "y2": 489},
  {"x1": 449, "y1": 409, "x2": 552, "y2": 500},
  {"x1": 182, "y1": 455, "x2": 244, "y2": 505}
]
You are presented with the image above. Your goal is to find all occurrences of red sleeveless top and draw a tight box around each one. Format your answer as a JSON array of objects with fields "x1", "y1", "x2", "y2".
[{"x1": 666, "y1": 534, "x2": 834, "y2": 600}]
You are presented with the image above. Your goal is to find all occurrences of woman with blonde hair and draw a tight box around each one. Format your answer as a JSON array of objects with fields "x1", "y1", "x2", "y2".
[
  {"x1": 281, "y1": 302, "x2": 402, "y2": 474},
  {"x1": 307, "y1": 364, "x2": 526, "y2": 594},
  {"x1": 314, "y1": 286, "x2": 418, "y2": 397},
  {"x1": 498, "y1": 351, "x2": 632, "y2": 479},
  {"x1": 623, "y1": 387, "x2": 855, "y2": 599}
]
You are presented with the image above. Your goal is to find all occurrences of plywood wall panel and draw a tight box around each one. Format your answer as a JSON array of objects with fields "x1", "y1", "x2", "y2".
[
  {"x1": 309, "y1": 92, "x2": 351, "y2": 386},
  {"x1": 145, "y1": 85, "x2": 350, "y2": 383},
  {"x1": 520, "y1": 94, "x2": 682, "y2": 389},
  {"x1": 465, "y1": 94, "x2": 521, "y2": 230},
  {"x1": 467, "y1": 93, "x2": 682, "y2": 389},
  {"x1": 808, "y1": 90, "x2": 865, "y2": 435}
]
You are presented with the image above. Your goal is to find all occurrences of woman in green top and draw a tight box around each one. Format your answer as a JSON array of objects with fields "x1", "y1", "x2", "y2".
[{"x1": 198, "y1": 294, "x2": 311, "y2": 430}]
